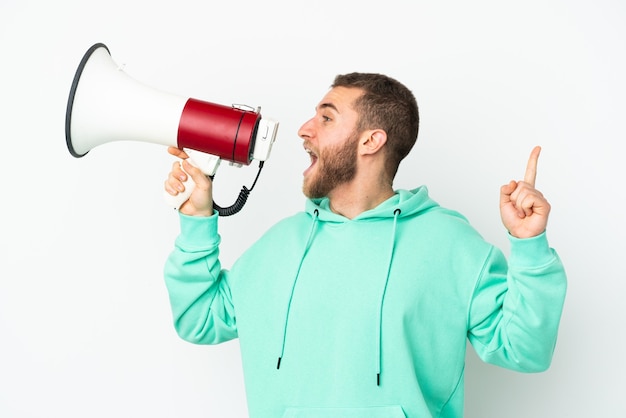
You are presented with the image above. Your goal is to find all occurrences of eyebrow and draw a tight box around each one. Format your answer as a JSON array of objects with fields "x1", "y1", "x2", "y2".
[{"x1": 317, "y1": 102, "x2": 339, "y2": 113}]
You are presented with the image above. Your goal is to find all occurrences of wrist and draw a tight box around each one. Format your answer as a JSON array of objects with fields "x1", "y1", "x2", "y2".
[{"x1": 179, "y1": 201, "x2": 215, "y2": 217}]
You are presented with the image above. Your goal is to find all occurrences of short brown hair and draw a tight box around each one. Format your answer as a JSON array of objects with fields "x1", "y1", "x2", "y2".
[{"x1": 332, "y1": 73, "x2": 419, "y2": 179}]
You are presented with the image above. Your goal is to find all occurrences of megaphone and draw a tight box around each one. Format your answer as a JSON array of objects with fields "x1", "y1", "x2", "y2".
[{"x1": 65, "y1": 43, "x2": 279, "y2": 215}]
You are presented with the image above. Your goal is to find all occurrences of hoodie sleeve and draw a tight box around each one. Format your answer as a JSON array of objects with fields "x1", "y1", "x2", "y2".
[
  {"x1": 467, "y1": 232, "x2": 567, "y2": 372},
  {"x1": 163, "y1": 212, "x2": 238, "y2": 345}
]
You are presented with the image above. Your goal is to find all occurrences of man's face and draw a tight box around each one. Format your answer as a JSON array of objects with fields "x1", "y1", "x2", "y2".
[{"x1": 298, "y1": 86, "x2": 363, "y2": 199}]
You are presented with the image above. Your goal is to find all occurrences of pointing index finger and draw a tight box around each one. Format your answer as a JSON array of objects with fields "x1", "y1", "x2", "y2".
[{"x1": 524, "y1": 146, "x2": 541, "y2": 187}]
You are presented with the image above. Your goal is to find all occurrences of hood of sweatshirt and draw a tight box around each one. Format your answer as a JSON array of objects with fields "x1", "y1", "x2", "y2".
[{"x1": 277, "y1": 187, "x2": 441, "y2": 385}]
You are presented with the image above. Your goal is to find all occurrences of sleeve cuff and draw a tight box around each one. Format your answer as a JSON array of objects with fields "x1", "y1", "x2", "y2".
[
  {"x1": 507, "y1": 231, "x2": 555, "y2": 268},
  {"x1": 176, "y1": 211, "x2": 220, "y2": 248}
]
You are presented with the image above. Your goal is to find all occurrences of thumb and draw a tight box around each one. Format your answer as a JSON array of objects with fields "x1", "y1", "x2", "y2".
[
  {"x1": 182, "y1": 159, "x2": 210, "y2": 188},
  {"x1": 500, "y1": 180, "x2": 517, "y2": 200},
  {"x1": 500, "y1": 180, "x2": 517, "y2": 204}
]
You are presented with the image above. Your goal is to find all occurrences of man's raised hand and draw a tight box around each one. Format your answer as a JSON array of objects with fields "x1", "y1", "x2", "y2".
[{"x1": 499, "y1": 146, "x2": 551, "y2": 238}]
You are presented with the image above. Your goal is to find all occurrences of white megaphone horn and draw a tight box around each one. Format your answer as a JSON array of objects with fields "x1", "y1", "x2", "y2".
[{"x1": 65, "y1": 43, "x2": 279, "y2": 215}]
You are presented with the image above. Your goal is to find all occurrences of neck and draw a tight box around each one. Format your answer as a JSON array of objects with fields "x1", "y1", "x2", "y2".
[{"x1": 323, "y1": 150, "x2": 395, "y2": 219}]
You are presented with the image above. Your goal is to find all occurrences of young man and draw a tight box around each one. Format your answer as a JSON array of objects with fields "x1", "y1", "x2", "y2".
[{"x1": 163, "y1": 73, "x2": 567, "y2": 418}]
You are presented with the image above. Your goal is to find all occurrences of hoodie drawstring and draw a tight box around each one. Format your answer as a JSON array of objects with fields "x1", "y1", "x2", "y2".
[
  {"x1": 277, "y1": 209, "x2": 319, "y2": 369},
  {"x1": 376, "y1": 208, "x2": 401, "y2": 385},
  {"x1": 275, "y1": 207, "x2": 401, "y2": 387}
]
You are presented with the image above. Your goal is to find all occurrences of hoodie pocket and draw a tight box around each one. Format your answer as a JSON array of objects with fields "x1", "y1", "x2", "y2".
[{"x1": 281, "y1": 405, "x2": 406, "y2": 418}]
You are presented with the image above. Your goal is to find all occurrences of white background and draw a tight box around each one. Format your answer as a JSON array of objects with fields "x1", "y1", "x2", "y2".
[{"x1": 1, "y1": 1, "x2": 624, "y2": 417}]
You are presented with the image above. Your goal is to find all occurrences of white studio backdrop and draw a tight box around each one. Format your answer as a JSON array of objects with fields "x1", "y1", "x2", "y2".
[{"x1": 0, "y1": 0, "x2": 624, "y2": 417}]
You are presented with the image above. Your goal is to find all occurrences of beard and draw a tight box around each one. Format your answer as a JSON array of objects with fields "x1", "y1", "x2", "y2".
[{"x1": 303, "y1": 131, "x2": 359, "y2": 199}]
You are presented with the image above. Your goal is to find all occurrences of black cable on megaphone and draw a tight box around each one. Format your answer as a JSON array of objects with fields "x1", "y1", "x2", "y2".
[{"x1": 212, "y1": 161, "x2": 264, "y2": 216}]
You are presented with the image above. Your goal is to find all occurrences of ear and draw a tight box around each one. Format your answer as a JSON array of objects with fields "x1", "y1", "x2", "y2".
[{"x1": 359, "y1": 129, "x2": 387, "y2": 156}]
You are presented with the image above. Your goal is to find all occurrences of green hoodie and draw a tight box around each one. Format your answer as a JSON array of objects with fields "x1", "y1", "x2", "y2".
[{"x1": 164, "y1": 187, "x2": 567, "y2": 418}]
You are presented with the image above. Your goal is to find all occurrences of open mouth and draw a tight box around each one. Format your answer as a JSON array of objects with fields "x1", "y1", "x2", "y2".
[{"x1": 304, "y1": 146, "x2": 318, "y2": 176}]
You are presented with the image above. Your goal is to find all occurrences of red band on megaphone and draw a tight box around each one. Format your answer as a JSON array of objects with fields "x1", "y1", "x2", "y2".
[{"x1": 178, "y1": 98, "x2": 261, "y2": 165}]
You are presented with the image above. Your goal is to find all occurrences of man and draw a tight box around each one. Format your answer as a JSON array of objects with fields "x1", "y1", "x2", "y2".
[{"x1": 163, "y1": 73, "x2": 567, "y2": 418}]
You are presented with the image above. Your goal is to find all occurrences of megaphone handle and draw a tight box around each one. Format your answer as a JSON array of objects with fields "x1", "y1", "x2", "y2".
[{"x1": 163, "y1": 150, "x2": 221, "y2": 210}]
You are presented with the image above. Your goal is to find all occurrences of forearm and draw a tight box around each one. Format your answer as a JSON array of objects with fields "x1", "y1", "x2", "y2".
[
  {"x1": 469, "y1": 233, "x2": 567, "y2": 372},
  {"x1": 164, "y1": 212, "x2": 237, "y2": 344}
]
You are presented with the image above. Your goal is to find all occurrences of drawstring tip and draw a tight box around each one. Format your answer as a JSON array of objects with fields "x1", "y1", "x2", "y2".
[
  {"x1": 377, "y1": 373, "x2": 380, "y2": 386},
  {"x1": 277, "y1": 357, "x2": 282, "y2": 369}
]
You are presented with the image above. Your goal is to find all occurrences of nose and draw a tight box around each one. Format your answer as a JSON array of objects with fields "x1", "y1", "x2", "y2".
[{"x1": 298, "y1": 117, "x2": 314, "y2": 141}]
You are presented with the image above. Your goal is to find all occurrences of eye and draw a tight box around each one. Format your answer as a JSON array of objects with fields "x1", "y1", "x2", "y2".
[{"x1": 322, "y1": 115, "x2": 332, "y2": 122}]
